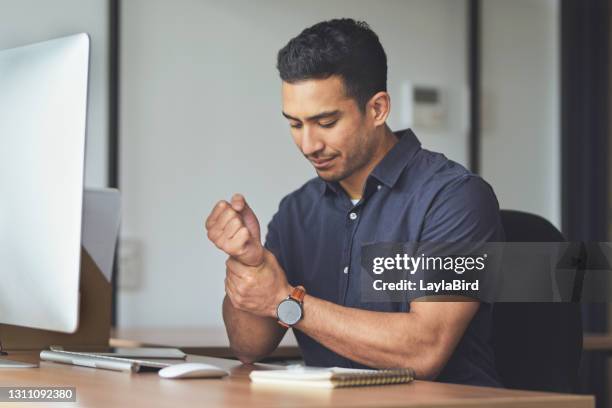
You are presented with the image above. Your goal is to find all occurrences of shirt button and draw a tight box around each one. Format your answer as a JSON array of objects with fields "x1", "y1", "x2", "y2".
[
  {"x1": 343, "y1": 266, "x2": 349, "y2": 274},
  {"x1": 349, "y1": 212, "x2": 357, "y2": 220},
  {"x1": 377, "y1": 184, "x2": 382, "y2": 190}
]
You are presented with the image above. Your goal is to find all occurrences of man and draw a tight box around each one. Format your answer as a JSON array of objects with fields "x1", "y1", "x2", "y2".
[{"x1": 205, "y1": 19, "x2": 503, "y2": 387}]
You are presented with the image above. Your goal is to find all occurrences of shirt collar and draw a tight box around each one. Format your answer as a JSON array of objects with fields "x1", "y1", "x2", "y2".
[
  {"x1": 319, "y1": 128, "x2": 421, "y2": 196},
  {"x1": 370, "y1": 128, "x2": 421, "y2": 188}
]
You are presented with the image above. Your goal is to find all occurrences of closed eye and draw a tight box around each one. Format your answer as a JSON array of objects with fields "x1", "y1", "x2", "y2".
[{"x1": 319, "y1": 120, "x2": 337, "y2": 129}]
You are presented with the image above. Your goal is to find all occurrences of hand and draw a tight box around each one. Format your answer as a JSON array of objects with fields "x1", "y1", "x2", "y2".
[
  {"x1": 205, "y1": 193, "x2": 264, "y2": 266},
  {"x1": 224, "y1": 250, "x2": 293, "y2": 318}
]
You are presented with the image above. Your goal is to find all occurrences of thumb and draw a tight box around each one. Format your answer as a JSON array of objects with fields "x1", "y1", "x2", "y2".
[
  {"x1": 230, "y1": 193, "x2": 261, "y2": 242},
  {"x1": 230, "y1": 193, "x2": 246, "y2": 212}
]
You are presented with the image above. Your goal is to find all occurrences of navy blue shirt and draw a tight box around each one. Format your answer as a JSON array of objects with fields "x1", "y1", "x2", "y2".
[{"x1": 265, "y1": 129, "x2": 503, "y2": 387}]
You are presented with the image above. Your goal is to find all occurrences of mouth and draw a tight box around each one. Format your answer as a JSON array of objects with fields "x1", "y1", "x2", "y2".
[{"x1": 310, "y1": 156, "x2": 337, "y2": 170}]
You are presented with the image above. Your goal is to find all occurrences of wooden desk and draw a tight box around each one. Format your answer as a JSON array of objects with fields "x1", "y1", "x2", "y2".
[
  {"x1": 111, "y1": 326, "x2": 301, "y2": 360},
  {"x1": 0, "y1": 351, "x2": 594, "y2": 407},
  {"x1": 114, "y1": 329, "x2": 611, "y2": 357}
]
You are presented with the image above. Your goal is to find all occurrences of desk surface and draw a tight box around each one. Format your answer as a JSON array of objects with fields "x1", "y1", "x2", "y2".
[
  {"x1": 111, "y1": 326, "x2": 300, "y2": 359},
  {"x1": 112, "y1": 326, "x2": 298, "y2": 348},
  {"x1": 112, "y1": 327, "x2": 612, "y2": 356},
  {"x1": 114, "y1": 327, "x2": 605, "y2": 348},
  {"x1": 0, "y1": 352, "x2": 594, "y2": 408},
  {"x1": 111, "y1": 327, "x2": 612, "y2": 369}
]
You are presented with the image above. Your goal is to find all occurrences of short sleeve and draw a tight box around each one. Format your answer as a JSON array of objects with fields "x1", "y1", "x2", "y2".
[
  {"x1": 406, "y1": 175, "x2": 504, "y2": 301},
  {"x1": 264, "y1": 197, "x2": 289, "y2": 281},
  {"x1": 421, "y1": 175, "x2": 504, "y2": 243},
  {"x1": 264, "y1": 210, "x2": 283, "y2": 265}
]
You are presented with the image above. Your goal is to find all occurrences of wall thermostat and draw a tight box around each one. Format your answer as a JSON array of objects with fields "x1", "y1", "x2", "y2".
[
  {"x1": 399, "y1": 82, "x2": 447, "y2": 131},
  {"x1": 412, "y1": 86, "x2": 446, "y2": 130}
]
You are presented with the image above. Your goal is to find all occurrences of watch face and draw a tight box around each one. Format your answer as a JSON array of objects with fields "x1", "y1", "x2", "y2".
[{"x1": 277, "y1": 299, "x2": 302, "y2": 326}]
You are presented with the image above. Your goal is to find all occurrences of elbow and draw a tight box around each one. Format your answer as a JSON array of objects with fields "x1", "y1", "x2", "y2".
[
  {"x1": 416, "y1": 355, "x2": 446, "y2": 381},
  {"x1": 397, "y1": 351, "x2": 446, "y2": 381},
  {"x1": 397, "y1": 334, "x2": 447, "y2": 381},
  {"x1": 236, "y1": 355, "x2": 258, "y2": 365},
  {"x1": 230, "y1": 342, "x2": 270, "y2": 365},
  {"x1": 232, "y1": 349, "x2": 261, "y2": 365}
]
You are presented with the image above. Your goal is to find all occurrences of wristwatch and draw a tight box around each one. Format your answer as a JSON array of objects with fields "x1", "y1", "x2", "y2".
[{"x1": 276, "y1": 286, "x2": 305, "y2": 327}]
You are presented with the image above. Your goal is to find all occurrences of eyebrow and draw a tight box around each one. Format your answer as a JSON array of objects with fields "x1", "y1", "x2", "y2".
[{"x1": 282, "y1": 110, "x2": 340, "y2": 122}]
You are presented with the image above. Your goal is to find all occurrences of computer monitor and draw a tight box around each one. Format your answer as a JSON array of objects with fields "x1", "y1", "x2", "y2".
[{"x1": 0, "y1": 33, "x2": 90, "y2": 367}]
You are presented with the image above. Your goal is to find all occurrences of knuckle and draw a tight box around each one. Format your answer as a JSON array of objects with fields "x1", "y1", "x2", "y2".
[{"x1": 211, "y1": 234, "x2": 223, "y2": 247}]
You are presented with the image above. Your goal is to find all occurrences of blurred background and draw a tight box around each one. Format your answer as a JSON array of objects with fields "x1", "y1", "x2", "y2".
[{"x1": 0, "y1": 0, "x2": 610, "y2": 405}]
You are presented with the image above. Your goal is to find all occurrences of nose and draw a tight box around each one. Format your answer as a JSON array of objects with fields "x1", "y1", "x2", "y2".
[{"x1": 300, "y1": 127, "x2": 324, "y2": 156}]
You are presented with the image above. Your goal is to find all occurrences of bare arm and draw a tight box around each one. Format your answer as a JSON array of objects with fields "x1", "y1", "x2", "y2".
[
  {"x1": 294, "y1": 295, "x2": 478, "y2": 379},
  {"x1": 225, "y1": 252, "x2": 478, "y2": 380},
  {"x1": 205, "y1": 194, "x2": 286, "y2": 363},
  {"x1": 222, "y1": 295, "x2": 286, "y2": 364},
  {"x1": 206, "y1": 194, "x2": 476, "y2": 375}
]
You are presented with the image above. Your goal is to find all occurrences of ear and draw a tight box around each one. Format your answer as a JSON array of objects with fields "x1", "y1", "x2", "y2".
[{"x1": 367, "y1": 91, "x2": 391, "y2": 126}]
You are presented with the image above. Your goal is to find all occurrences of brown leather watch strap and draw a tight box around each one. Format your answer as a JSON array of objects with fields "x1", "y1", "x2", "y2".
[{"x1": 289, "y1": 285, "x2": 306, "y2": 303}]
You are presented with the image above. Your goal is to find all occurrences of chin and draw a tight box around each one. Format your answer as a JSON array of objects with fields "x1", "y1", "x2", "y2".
[{"x1": 316, "y1": 168, "x2": 347, "y2": 183}]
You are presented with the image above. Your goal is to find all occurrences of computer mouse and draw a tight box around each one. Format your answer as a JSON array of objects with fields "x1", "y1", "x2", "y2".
[{"x1": 158, "y1": 362, "x2": 229, "y2": 379}]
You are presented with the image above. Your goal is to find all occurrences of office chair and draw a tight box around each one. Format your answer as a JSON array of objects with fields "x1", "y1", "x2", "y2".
[{"x1": 491, "y1": 210, "x2": 583, "y2": 392}]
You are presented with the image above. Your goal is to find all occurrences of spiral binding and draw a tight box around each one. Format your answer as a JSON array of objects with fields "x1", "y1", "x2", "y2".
[{"x1": 329, "y1": 368, "x2": 416, "y2": 388}]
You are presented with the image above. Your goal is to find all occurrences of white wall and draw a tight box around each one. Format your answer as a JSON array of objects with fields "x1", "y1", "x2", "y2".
[
  {"x1": 0, "y1": 0, "x2": 109, "y2": 188},
  {"x1": 480, "y1": 0, "x2": 560, "y2": 227},
  {"x1": 118, "y1": 0, "x2": 469, "y2": 327}
]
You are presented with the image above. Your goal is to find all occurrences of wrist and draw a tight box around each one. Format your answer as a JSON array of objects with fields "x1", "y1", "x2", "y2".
[
  {"x1": 251, "y1": 246, "x2": 271, "y2": 270},
  {"x1": 271, "y1": 284, "x2": 294, "y2": 318},
  {"x1": 275, "y1": 285, "x2": 306, "y2": 327},
  {"x1": 248, "y1": 246, "x2": 265, "y2": 268}
]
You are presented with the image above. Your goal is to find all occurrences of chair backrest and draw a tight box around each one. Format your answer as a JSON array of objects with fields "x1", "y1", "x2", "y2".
[{"x1": 492, "y1": 210, "x2": 583, "y2": 392}]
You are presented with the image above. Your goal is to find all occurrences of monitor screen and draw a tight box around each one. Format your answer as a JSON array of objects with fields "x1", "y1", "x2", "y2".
[{"x1": 0, "y1": 33, "x2": 89, "y2": 333}]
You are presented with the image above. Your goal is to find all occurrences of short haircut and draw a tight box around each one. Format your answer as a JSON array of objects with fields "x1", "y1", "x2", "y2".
[{"x1": 277, "y1": 18, "x2": 387, "y2": 112}]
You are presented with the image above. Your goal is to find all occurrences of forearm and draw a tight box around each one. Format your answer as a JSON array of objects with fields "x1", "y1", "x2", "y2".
[
  {"x1": 222, "y1": 295, "x2": 286, "y2": 363},
  {"x1": 294, "y1": 295, "x2": 468, "y2": 379}
]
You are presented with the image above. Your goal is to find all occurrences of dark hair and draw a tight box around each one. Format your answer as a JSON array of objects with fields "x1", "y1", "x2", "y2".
[{"x1": 277, "y1": 18, "x2": 387, "y2": 112}]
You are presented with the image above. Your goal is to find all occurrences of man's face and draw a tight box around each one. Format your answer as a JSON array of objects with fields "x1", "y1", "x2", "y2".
[{"x1": 281, "y1": 76, "x2": 377, "y2": 182}]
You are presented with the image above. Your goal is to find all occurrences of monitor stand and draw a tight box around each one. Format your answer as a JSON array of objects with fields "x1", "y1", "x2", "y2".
[{"x1": 0, "y1": 340, "x2": 38, "y2": 368}]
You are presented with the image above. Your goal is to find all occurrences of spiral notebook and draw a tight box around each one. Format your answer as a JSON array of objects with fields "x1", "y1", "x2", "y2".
[{"x1": 249, "y1": 366, "x2": 415, "y2": 388}]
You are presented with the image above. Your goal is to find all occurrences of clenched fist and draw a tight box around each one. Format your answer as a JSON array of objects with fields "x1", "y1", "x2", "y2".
[{"x1": 205, "y1": 193, "x2": 264, "y2": 266}]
